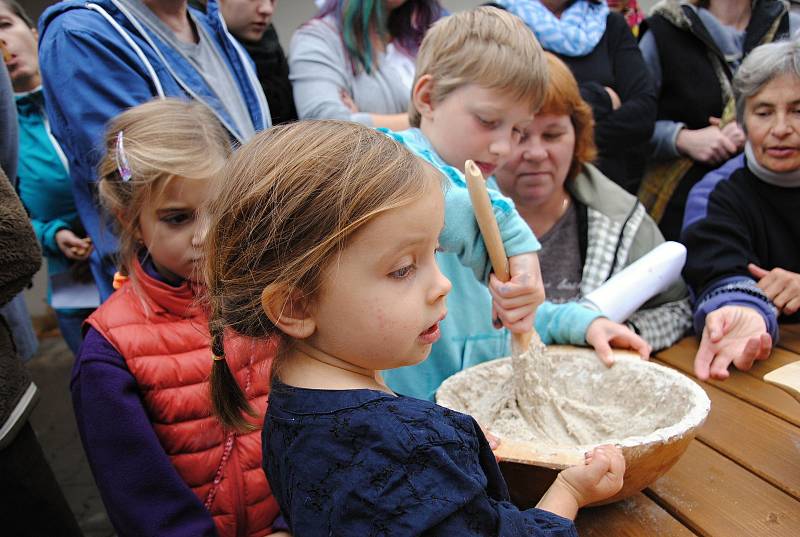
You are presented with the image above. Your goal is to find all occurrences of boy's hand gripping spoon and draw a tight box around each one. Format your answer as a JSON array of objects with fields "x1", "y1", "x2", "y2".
[{"x1": 463, "y1": 159, "x2": 541, "y2": 356}]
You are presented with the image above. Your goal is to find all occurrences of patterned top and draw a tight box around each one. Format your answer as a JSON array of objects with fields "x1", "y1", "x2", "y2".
[
  {"x1": 539, "y1": 202, "x2": 583, "y2": 303},
  {"x1": 263, "y1": 381, "x2": 578, "y2": 536}
]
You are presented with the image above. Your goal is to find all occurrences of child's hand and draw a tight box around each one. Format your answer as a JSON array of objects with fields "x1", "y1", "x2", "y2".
[
  {"x1": 559, "y1": 445, "x2": 625, "y2": 506},
  {"x1": 488, "y1": 253, "x2": 544, "y2": 333},
  {"x1": 536, "y1": 445, "x2": 625, "y2": 520},
  {"x1": 585, "y1": 318, "x2": 650, "y2": 366},
  {"x1": 56, "y1": 229, "x2": 94, "y2": 260}
]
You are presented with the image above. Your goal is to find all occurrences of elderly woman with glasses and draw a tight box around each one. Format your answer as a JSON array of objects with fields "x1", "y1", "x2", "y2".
[{"x1": 682, "y1": 39, "x2": 800, "y2": 381}]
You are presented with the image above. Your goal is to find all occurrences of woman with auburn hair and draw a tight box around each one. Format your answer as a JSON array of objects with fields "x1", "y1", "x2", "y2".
[
  {"x1": 494, "y1": 53, "x2": 692, "y2": 353},
  {"x1": 289, "y1": 0, "x2": 444, "y2": 130}
]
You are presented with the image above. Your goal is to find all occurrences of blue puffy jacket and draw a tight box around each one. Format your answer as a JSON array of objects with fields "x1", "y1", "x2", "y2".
[{"x1": 38, "y1": 0, "x2": 269, "y2": 299}]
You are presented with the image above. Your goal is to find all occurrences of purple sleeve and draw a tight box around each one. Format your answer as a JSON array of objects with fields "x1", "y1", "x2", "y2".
[
  {"x1": 692, "y1": 276, "x2": 779, "y2": 340},
  {"x1": 71, "y1": 328, "x2": 217, "y2": 537},
  {"x1": 270, "y1": 514, "x2": 290, "y2": 532},
  {"x1": 682, "y1": 154, "x2": 745, "y2": 231}
]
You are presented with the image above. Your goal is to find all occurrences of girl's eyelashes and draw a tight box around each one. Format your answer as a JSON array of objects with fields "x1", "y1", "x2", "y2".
[
  {"x1": 160, "y1": 211, "x2": 193, "y2": 226},
  {"x1": 389, "y1": 264, "x2": 416, "y2": 279},
  {"x1": 389, "y1": 243, "x2": 441, "y2": 278}
]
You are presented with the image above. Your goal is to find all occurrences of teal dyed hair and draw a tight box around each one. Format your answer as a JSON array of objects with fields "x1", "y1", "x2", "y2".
[
  {"x1": 341, "y1": 0, "x2": 385, "y2": 73},
  {"x1": 316, "y1": 0, "x2": 445, "y2": 75}
]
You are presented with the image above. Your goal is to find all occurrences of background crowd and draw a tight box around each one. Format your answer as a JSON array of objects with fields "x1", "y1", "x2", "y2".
[{"x1": 1, "y1": 1, "x2": 799, "y2": 536}]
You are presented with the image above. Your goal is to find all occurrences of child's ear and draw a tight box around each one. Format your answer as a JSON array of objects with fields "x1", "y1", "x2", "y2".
[
  {"x1": 412, "y1": 74, "x2": 436, "y2": 120},
  {"x1": 261, "y1": 284, "x2": 316, "y2": 339}
]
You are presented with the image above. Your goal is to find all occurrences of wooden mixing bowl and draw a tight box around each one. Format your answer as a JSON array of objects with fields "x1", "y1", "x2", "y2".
[{"x1": 436, "y1": 346, "x2": 710, "y2": 506}]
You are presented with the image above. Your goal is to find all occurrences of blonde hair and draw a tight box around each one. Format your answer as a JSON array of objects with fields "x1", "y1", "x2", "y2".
[
  {"x1": 408, "y1": 6, "x2": 548, "y2": 127},
  {"x1": 97, "y1": 99, "x2": 231, "y2": 280},
  {"x1": 204, "y1": 120, "x2": 439, "y2": 430}
]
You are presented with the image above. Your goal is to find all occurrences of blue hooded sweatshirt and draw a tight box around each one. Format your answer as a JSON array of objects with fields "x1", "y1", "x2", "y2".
[
  {"x1": 38, "y1": 0, "x2": 269, "y2": 299},
  {"x1": 380, "y1": 129, "x2": 601, "y2": 400}
]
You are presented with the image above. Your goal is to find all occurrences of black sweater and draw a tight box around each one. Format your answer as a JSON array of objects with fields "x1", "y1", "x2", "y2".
[
  {"x1": 240, "y1": 25, "x2": 298, "y2": 126},
  {"x1": 486, "y1": 5, "x2": 657, "y2": 194},
  {"x1": 681, "y1": 165, "x2": 800, "y2": 326},
  {"x1": 557, "y1": 12, "x2": 656, "y2": 195}
]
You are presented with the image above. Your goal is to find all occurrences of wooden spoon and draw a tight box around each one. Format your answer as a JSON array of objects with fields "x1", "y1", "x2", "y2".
[
  {"x1": 464, "y1": 160, "x2": 583, "y2": 466},
  {"x1": 463, "y1": 160, "x2": 539, "y2": 354}
]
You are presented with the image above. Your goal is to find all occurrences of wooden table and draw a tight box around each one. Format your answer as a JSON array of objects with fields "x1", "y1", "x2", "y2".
[{"x1": 574, "y1": 326, "x2": 800, "y2": 536}]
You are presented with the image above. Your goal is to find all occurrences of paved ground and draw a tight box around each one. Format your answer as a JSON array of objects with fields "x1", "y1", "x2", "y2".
[{"x1": 27, "y1": 335, "x2": 115, "y2": 537}]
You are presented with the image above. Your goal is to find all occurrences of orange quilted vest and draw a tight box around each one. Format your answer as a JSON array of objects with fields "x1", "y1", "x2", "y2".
[{"x1": 87, "y1": 259, "x2": 280, "y2": 537}]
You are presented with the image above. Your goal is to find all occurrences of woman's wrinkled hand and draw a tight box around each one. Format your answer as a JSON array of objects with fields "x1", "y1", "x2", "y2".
[
  {"x1": 694, "y1": 305, "x2": 772, "y2": 381},
  {"x1": 708, "y1": 116, "x2": 746, "y2": 151},
  {"x1": 676, "y1": 125, "x2": 739, "y2": 165},
  {"x1": 748, "y1": 263, "x2": 800, "y2": 315}
]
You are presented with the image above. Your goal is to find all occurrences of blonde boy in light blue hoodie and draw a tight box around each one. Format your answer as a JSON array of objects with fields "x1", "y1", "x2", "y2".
[{"x1": 381, "y1": 7, "x2": 648, "y2": 400}]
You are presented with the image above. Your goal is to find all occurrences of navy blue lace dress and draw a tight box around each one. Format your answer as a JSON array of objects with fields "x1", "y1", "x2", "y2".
[{"x1": 263, "y1": 381, "x2": 578, "y2": 536}]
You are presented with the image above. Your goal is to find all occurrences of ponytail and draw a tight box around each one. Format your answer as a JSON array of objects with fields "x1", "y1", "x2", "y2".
[{"x1": 209, "y1": 321, "x2": 258, "y2": 432}]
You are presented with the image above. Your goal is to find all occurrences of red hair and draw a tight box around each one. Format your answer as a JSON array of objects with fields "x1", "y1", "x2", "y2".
[{"x1": 540, "y1": 53, "x2": 597, "y2": 181}]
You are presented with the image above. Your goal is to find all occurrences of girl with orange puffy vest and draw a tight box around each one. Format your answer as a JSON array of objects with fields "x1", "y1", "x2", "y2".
[{"x1": 72, "y1": 99, "x2": 286, "y2": 537}]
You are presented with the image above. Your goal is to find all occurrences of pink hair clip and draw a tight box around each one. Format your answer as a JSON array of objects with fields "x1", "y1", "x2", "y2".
[{"x1": 115, "y1": 131, "x2": 133, "y2": 182}]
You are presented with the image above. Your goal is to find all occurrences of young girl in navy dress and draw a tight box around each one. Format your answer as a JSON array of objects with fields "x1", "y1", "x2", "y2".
[{"x1": 207, "y1": 120, "x2": 626, "y2": 536}]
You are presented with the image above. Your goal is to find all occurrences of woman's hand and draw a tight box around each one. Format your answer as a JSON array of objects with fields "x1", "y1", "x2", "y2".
[
  {"x1": 676, "y1": 125, "x2": 739, "y2": 165},
  {"x1": 339, "y1": 89, "x2": 359, "y2": 113},
  {"x1": 585, "y1": 318, "x2": 650, "y2": 366},
  {"x1": 694, "y1": 305, "x2": 772, "y2": 381},
  {"x1": 748, "y1": 263, "x2": 800, "y2": 315},
  {"x1": 55, "y1": 229, "x2": 93, "y2": 260},
  {"x1": 537, "y1": 445, "x2": 625, "y2": 519},
  {"x1": 604, "y1": 86, "x2": 621, "y2": 110},
  {"x1": 267, "y1": 532, "x2": 292, "y2": 537},
  {"x1": 488, "y1": 253, "x2": 545, "y2": 334},
  {"x1": 708, "y1": 117, "x2": 746, "y2": 151}
]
